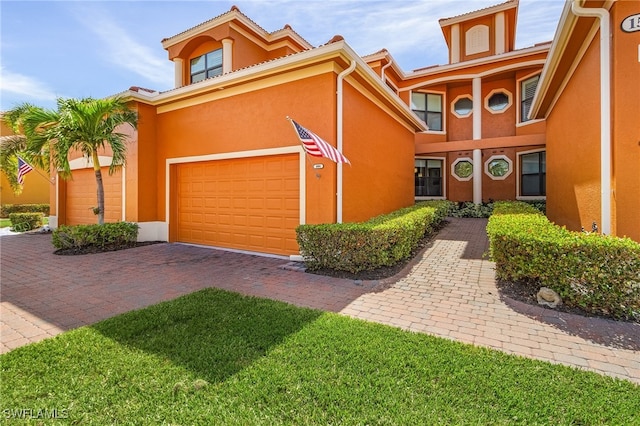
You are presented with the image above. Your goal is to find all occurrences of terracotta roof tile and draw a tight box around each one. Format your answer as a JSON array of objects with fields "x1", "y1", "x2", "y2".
[{"x1": 162, "y1": 5, "x2": 312, "y2": 48}]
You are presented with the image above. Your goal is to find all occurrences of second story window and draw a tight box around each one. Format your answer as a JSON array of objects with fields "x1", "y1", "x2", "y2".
[
  {"x1": 411, "y1": 93, "x2": 442, "y2": 131},
  {"x1": 452, "y1": 96, "x2": 473, "y2": 117},
  {"x1": 190, "y1": 49, "x2": 223, "y2": 84},
  {"x1": 520, "y1": 75, "x2": 540, "y2": 122}
]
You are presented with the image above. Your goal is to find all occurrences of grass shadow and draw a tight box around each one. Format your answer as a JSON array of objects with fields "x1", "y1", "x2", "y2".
[{"x1": 91, "y1": 288, "x2": 322, "y2": 384}]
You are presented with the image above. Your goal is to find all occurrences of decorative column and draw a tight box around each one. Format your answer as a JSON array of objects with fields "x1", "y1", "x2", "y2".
[
  {"x1": 173, "y1": 58, "x2": 183, "y2": 88},
  {"x1": 495, "y1": 12, "x2": 505, "y2": 55},
  {"x1": 472, "y1": 77, "x2": 482, "y2": 204},
  {"x1": 222, "y1": 38, "x2": 234, "y2": 74},
  {"x1": 472, "y1": 77, "x2": 482, "y2": 140},
  {"x1": 451, "y1": 24, "x2": 460, "y2": 63},
  {"x1": 473, "y1": 149, "x2": 482, "y2": 205}
]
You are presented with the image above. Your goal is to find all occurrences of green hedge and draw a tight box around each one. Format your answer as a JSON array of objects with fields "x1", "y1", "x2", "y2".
[
  {"x1": 52, "y1": 222, "x2": 139, "y2": 251},
  {"x1": 487, "y1": 201, "x2": 640, "y2": 321},
  {"x1": 296, "y1": 201, "x2": 452, "y2": 273},
  {"x1": 1, "y1": 203, "x2": 50, "y2": 217},
  {"x1": 8, "y1": 212, "x2": 44, "y2": 232}
]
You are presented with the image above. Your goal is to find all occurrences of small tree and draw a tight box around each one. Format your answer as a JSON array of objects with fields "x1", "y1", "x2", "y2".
[{"x1": 6, "y1": 97, "x2": 137, "y2": 224}]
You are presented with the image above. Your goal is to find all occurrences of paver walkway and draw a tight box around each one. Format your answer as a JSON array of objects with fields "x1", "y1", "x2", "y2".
[{"x1": 1, "y1": 218, "x2": 638, "y2": 385}]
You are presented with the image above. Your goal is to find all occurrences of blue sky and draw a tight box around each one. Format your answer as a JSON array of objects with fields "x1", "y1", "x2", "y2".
[{"x1": 0, "y1": 0, "x2": 565, "y2": 112}]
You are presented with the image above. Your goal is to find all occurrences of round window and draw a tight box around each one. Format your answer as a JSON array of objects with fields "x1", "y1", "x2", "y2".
[
  {"x1": 454, "y1": 161, "x2": 473, "y2": 179},
  {"x1": 453, "y1": 97, "x2": 473, "y2": 116},
  {"x1": 488, "y1": 159, "x2": 510, "y2": 177},
  {"x1": 488, "y1": 92, "x2": 509, "y2": 111}
]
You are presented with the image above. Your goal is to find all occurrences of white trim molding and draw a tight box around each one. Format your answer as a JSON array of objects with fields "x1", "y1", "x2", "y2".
[{"x1": 164, "y1": 145, "x2": 307, "y2": 240}]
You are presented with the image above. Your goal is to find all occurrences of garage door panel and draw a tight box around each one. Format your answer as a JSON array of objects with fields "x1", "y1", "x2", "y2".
[
  {"x1": 248, "y1": 215, "x2": 265, "y2": 227},
  {"x1": 176, "y1": 154, "x2": 299, "y2": 255},
  {"x1": 66, "y1": 168, "x2": 122, "y2": 225}
]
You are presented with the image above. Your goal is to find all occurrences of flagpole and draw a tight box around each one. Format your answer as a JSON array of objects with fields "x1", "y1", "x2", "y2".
[
  {"x1": 30, "y1": 167, "x2": 56, "y2": 185},
  {"x1": 18, "y1": 158, "x2": 55, "y2": 185},
  {"x1": 287, "y1": 116, "x2": 321, "y2": 178}
]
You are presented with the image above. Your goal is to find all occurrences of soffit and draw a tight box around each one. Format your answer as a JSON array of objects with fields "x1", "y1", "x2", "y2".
[{"x1": 530, "y1": 0, "x2": 612, "y2": 119}]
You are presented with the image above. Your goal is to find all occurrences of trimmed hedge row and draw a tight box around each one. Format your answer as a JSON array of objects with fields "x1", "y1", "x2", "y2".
[
  {"x1": 52, "y1": 222, "x2": 139, "y2": 251},
  {"x1": 1, "y1": 203, "x2": 50, "y2": 217},
  {"x1": 487, "y1": 201, "x2": 640, "y2": 321},
  {"x1": 8, "y1": 213, "x2": 44, "y2": 232},
  {"x1": 296, "y1": 201, "x2": 452, "y2": 273}
]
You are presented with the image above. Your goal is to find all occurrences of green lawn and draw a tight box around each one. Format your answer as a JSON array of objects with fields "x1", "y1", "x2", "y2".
[
  {"x1": 0, "y1": 216, "x2": 48, "y2": 229},
  {"x1": 1, "y1": 289, "x2": 638, "y2": 424}
]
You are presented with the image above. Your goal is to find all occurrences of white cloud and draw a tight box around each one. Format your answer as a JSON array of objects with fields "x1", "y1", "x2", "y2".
[
  {"x1": 0, "y1": 67, "x2": 58, "y2": 102},
  {"x1": 74, "y1": 6, "x2": 174, "y2": 89},
  {"x1": 237, "y1": 0, "x2": 504, "y2": 70}
]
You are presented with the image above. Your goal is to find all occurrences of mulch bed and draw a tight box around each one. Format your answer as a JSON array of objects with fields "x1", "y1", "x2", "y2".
[
  {"x1": 54, "y1": 241, "x2": 164, "y2": 256},
  {"x1": 497, "y1": 278, "x2": 639, "y2": 324}
]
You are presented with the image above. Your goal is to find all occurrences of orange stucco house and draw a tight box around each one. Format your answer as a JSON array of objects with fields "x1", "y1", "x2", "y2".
[
  {"x1": 49, "y1": 0, "x2": 639, "y2": 256},
  {"x1": 50, "y1": 6, "x2": 425, "y2": 257},
  {"x1": 531, "y1": 0, "x2": 640, "y2": 241}
]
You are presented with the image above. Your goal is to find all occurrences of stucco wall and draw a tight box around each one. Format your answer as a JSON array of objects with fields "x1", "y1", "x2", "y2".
[{"x1": 545, "y1": 35, "x2": 601, "y2": 233}]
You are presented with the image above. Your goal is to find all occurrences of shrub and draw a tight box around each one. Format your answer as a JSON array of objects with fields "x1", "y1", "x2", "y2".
[
  {"x1": 1, "y1": 204, "x2": 50, "y2": 217},
  {"x1": 487, "y1": 201, "x2": 640, "y2": 321},
  {"x1": 521, "y1": 200, "x2": 546, "y2": 214},
  {"x1": 449, "y1": 201, "x2": 494, "y2": 218},
  {"x1": 8, "y1": 213, "x2": 44, "y2": 232},
  {"x1": 52, "y1": 222, "x2": 139, "y2": 251},
  {"x1": 296, "y1": 201, "x2": 452, "y2": 273}
]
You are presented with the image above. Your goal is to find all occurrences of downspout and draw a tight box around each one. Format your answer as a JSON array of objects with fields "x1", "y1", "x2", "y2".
[
  {"x1": 380, "y1": 59, "x2": 393, "y2": 84},
  {"x1": 571, "y1": 0, "x2": 611, "y2": 235},
  {"x1": 336, "y1": 59, "x2": 357, "y2": 223}
]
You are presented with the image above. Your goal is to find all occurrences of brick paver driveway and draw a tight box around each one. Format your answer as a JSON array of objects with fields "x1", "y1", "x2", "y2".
[{"x1": 1, "y1": 218, "x2": 638, "y2": 384}]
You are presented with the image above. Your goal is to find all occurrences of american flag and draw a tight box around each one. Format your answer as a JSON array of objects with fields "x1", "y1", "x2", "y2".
[
  {"x1": 17, "y1": 157, "x2": 34, "y2": 185},
  {"x1": 289, "y1": 119, "x2": 350, "y2": 164}
]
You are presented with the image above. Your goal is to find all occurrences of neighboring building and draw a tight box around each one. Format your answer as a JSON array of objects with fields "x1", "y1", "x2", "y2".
[
  {"x1": 0, "y1": 119, "x2": 50, "y2": 208},
  {"x1": 531, "y1": 0, "x2": 640, "y2": 241},
  {"x1": 48, "y1": 0, "x2": 640, "y2": 256},
  {"x1": 364, "y1": 0, "x2": 549, "y2": 204}
]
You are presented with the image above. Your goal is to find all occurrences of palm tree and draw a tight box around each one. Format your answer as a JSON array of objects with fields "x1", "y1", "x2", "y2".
[{"x1": 5, "y1": 97, "x2": 137, "y2": 224}]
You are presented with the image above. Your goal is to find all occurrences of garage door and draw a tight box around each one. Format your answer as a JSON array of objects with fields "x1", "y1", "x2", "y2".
[
  {"x1": 176, "y1": 154, "x2": 300, "y2": 256},
  {"x1": 66, "y1": 168, "x2": 123, "y2": 225}
]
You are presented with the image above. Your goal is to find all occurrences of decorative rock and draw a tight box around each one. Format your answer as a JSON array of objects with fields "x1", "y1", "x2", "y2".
[{"x1": 537, "y1": 287, "x2": 562, "y2": 308}]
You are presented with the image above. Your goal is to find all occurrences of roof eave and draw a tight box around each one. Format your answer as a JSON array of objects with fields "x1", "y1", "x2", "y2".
[{"x1": 122, "y1": 42, "x2": 426, "y2": 132}]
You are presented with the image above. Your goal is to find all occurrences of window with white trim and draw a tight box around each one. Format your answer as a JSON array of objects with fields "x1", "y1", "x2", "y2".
[
  {"x1": 485, "y1": 89, "x2": 512, "y2": 113},
  {"x1": 415, "y1": 159, "x2": 443, "y2": 197},
  {"x1": 484, "y1": 155, "x2": 513, "y2": 180},
  {"x1": 190, "y1": 49, "x2": 223, "y2": 83},
  {"x1": 452, "y1": 95, "x2": 473, "y2": 118},
  {"x1": 411, "y1": 93, "x2": 443, "y2": 131},
  {"x1": 452, "y1": 158, "x2": 473, "y2": 181},
  {"x1": 520, "y1": 75, "x2": 539, "y2": 122},
  {"x1": 520, "y1": 151, "x2": 546, "y2": 196}
]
